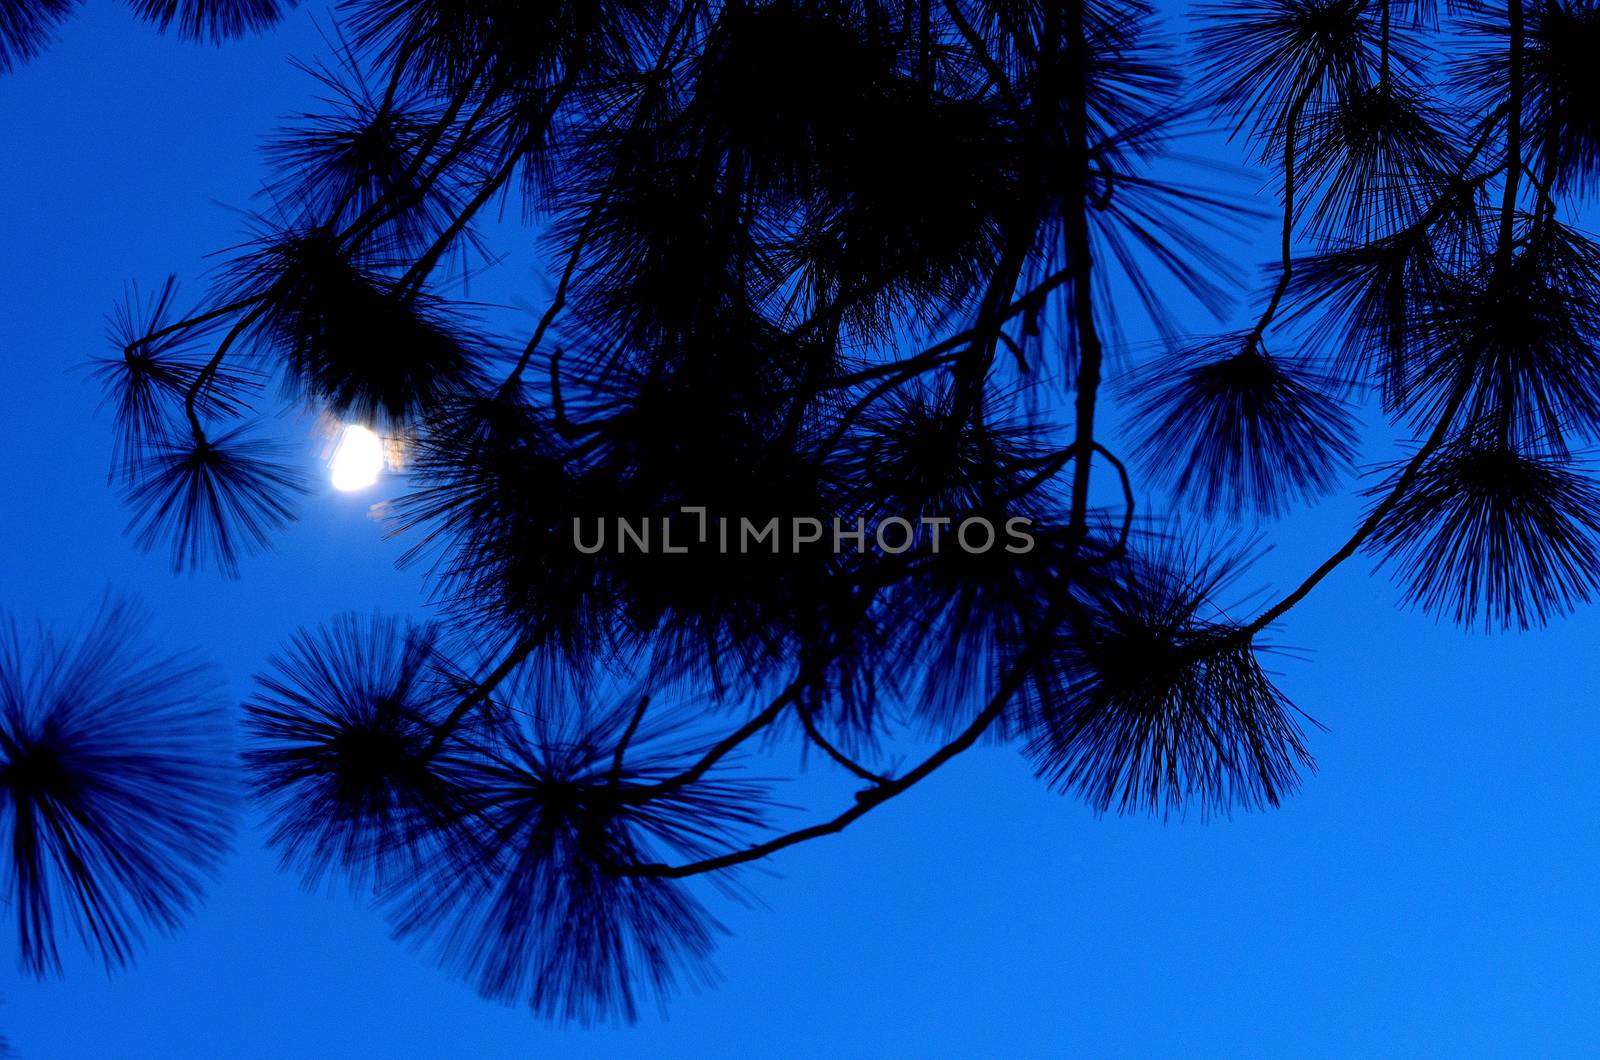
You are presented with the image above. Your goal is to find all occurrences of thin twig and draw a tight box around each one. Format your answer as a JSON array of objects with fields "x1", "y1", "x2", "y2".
[
  {"x1": 1062, "y1": 0, "x2": 1104, "y2": 548},
  {"x1": 503, "y1": 0, "x2": 704, "y2": 389},
  {"x1": 615, "y1": 677, "x2": 807, "y2": 804},
  {"x1": 183, "y1": 304, "x2": 267, "y2": 439},
  {"x1": 941, "y1": 0, "x2": 1019, "y2": 114},
  {"x1": 609, "y1": 694, "x2": 651, "y2": 784},
  {"x1": 798, "y1": 704, "x2": 889, "y2": 785},
  {"x1": 422, "y1": 638, "x2": 537, "y2": 757},
  {"x1": 1243, "y1": 88, "x2": 1312, "y2": 356},
  {"x1": 619, "y1": 618, "x2": 1060, "y2": 878},
  {"x1": 125, "y1": 296, "x2": 261, "y2": 356},
  {"x1": 1237, "y1": 376, "x2": 1469, "y2": 639},
  {"x1": 1086, "y1": 442, "x2": 1135, "y2": 565},
  {"x1": 1223, "y1": 101, "x2": 1517, "y2": 634}
]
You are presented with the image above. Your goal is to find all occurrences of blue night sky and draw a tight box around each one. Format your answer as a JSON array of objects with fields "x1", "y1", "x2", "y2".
[{"x1": 1, "y1": 4, "x2": 1597, "y2": 1056}]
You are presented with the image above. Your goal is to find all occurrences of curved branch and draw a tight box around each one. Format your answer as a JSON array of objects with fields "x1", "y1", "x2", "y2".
[
  {"x1": 423, "y1": 637, "x2": 537, "y2": 757},
  {"x1": 124, "y1": 296, "x2": 261, "y2": 356},
  {"x1": 1238, "y1": 377, "x2": 1469, "y2": 639},
  {"x1": 336, "y1": 50, "x2": 497, "y2": 246},
  {"x1": 798, "y1": 704, "x2": 889, "y2": 785},
  {"x1": 609, "y1": 694, "x2": 651, "y2": 784},
  {"x1": 811, "y1": 264, "x2": 1080, "y2": 457},
  {"x1": 1243, "y1": 90, "x2": 1309, "y2": 356},
  {"x1": 619, "y1": 621, "x2": 1059, "y2": 878},
  {"x1": 615, "y1": 677, "x2": 806, "y2": 804},
  {"x1": 1230, "y1": 16, "x2": 1527, "y2": 638},
  {"x1": 183, "y1": 303, "x2": 266, "y2": 439},
  {"x1": 1085, "y1": 442, "x2": 1135, "y2": 566}
]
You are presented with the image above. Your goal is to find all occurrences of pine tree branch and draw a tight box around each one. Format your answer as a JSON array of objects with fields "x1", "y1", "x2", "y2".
[
  {"x1": 183, "y1": 303, "x2": 266, "y2": 440},
  {"x1": 422, "y1": 638, "x2": 537, "y2": 757},
  {"x1": 609, "y1": 694, "x2": 652, "y2": 784},
  {"x1": 503, "y1": 0, "x2": 705, "y2": 389},
  {"x1": 618, "y1": 620, "x2": 1059, "y2": 878},
  {"x1": 1224, "y1": 102, "x2": 1518, "y2": 636},
  {"x1": 1062, "y1": 0, "x2": 1103, "y2": 546},
  {"x1": 1237, "y1": 376, "x2": 1470, "y2": 640},
  {"x1": 798, "y1": 703, "x2": 890, "y2": 785},
  {"x1": 615, "y1": 678, "x2": 806, "y2": 804}
]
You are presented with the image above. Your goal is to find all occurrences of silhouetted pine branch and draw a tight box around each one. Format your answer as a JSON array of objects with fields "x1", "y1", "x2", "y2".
[
  {"x1": 6, "y1": 0, "x2": 1589, "y2": 1022},
  {"x1": 0, "y1": 0, "x2": 293, "y2": 72}
]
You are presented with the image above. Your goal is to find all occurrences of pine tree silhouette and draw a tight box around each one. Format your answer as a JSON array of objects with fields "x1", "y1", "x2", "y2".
[{"x1": 1, "y1": 0, "x2": 1592, "y2": 1027}]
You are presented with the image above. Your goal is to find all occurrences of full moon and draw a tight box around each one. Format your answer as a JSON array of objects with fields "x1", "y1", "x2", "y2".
[{"x1": 330, "y1": 424, "x2": 385, "y2": 491}]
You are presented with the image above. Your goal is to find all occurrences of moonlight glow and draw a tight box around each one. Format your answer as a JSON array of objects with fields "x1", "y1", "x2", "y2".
[{"x1": 330, "y1": 424, "x2": 384, "y2": 491}]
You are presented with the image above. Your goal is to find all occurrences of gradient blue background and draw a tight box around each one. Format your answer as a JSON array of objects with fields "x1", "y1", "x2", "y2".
[{"x1": 1, "y1": 5, "x2": 1597, "y2": 1055}]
